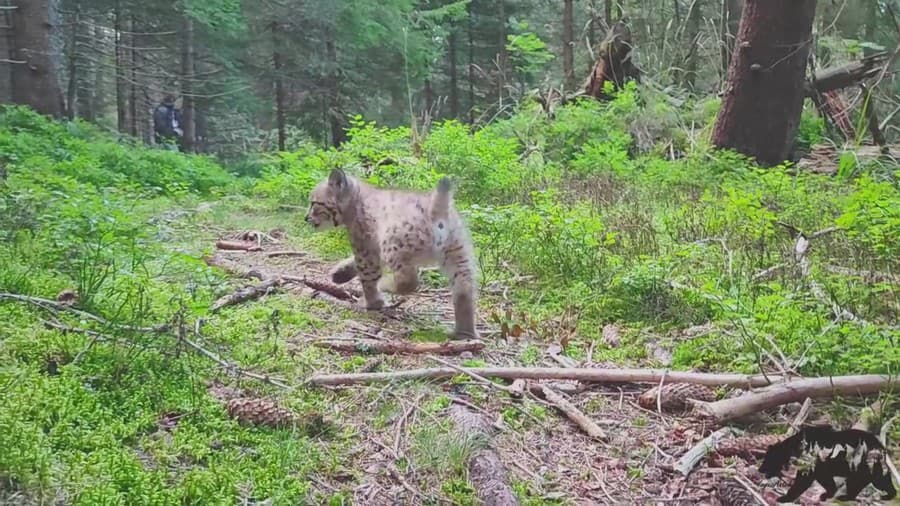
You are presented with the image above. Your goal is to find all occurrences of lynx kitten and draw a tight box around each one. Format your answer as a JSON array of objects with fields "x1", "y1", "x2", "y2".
[{"x1": 304, "y1": 169, "x2": 478, "y2": 340}]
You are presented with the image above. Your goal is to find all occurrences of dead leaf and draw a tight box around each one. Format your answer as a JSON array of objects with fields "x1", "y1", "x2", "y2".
[{"x1": 510, "y1": 324, "x2": 523, "y2": 338}]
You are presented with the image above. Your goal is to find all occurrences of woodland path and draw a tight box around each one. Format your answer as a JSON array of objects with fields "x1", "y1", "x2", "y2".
[{"x1": 197, "y1": 224, "x2": 889, "y2": 506}]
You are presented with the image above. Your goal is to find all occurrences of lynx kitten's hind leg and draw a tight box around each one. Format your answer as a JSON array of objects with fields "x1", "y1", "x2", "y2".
[
  {"x1": 378, "y1": 265, "x2": 419, "y2": 295},
  {"x1": 330, "y1": 256, "x2": 357, "y2": 284}
]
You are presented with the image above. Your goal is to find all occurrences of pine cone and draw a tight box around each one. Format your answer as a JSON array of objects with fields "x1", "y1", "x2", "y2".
[
  {"x1": 716, "y1": 434, "x2": 782, "y2": 459},
  {"x1": 638, "y1": 383, "x2": 716, "y2": 411},
  {"x1": 226, "y1": 397, "x2": 296, "y2": 428},
  {"x1": 716, "y1": 479, "x2": 757, "y2": 506}
]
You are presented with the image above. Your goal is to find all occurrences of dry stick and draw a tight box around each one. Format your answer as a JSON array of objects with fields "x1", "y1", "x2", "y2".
[
  {"x1": 210, "y1": 278, "x2": 284, "y2": 313},
  {"x1": 308, "y1": 366, "x2": 781, "y2": 388},
  {"x1": 181, "y1": 334, "x2": 291, "y2": 390},
  {"x1": 690, "y1": 375, "x2": 897, "y2": 423},
  {"x1": 425, "y1": 356, "x2": 512, "y2": 393},
  {"x1": 879, "y1": 414, "x2": 900, "y2": 487},
  {"x1": 788, "y1": 398, "x2": 813, "y2": 434},
  {"x1": 215, "y1": 239, "x2": 262, "y2": 252},
  {"x1": 674, "y1": 427, "x2": 741, "y2": 476},
  {"x1": 731, "y1": 473, "x2": 768, "y2": 506},
  {"x1": 314, "y1": 338, "x2": 484, "y2": 355},
  {"x1": 823, "y1": 264, "x2": 900, "y2": 285},
  {"x1": 0, "y1": 293, "x2": 170, "y2": 333},
  {"x1": 265, "y1": 250, "x2": 309, "y2": 258},
  {"x1": 539, "y1": 384, "x2": 608, "y2": 441}
]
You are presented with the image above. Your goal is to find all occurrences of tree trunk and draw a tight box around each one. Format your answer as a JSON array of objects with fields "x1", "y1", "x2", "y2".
[
  {"x1": 497, "y1": 0, "x2": 507, "y2": 107},
  {"x1": 682, "y1": 0, "x2": 702, "y2": 89},
  {"x1": 423, "y1": 78, "x2": 433, "y2": 115},
  {"x1": 605, "y1": 0, "x2": 613, "y2": 25},
  {"x1": 272, "y1": 22, "x2": 286, "y2": 151},
  {"x1": 719, "y1": 0, "x2": 742, "y2": 78},
  {"x1": 9, "y1": 0, "x2": 64, "y2": 117},
  {"x1": 583, "y1": 21, "x2": 640, "y2": 99},
  {"x1": 81, "y1": 22, "x2": 100, "y2": 122},
  {"x1": 448, "y1": 27, "x2": 458, "y2": 119},
  {"x1": 326, "y1": 32, "x2": 345, "y2": 146},
  {"x1": 65, "y1": 3, "x2": 79, "y2": 119},
  {"x1": 467, "y1": 4, "x2": 475, "y2": 123},
  {"x1": 0, "y1": 0, "x2": 12, "y2": 104},
  {"x1": 563, "y1": 0, "x2": 576, "y2": 90},
  {"x1": 180, "y1": 15, "x2": 195, "y2": 152},
  {"x1": 711, "y1": 0, "x2": 817, "y2": 167},
  {"x1": 128, "y1": 15, "x2": 138, "y2": 137},
  {"x1": 114, "y1": 0, "x2": 128, "y2": 132}
]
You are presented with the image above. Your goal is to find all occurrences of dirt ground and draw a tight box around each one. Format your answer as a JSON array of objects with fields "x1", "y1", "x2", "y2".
[{"x1": 205, "y1": 240, "x2": 895, "y2": 506}]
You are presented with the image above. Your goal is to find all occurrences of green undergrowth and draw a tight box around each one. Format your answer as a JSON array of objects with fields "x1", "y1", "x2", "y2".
[{"x1": 2, "y1": 86, "x2": 899, "y2": 503}]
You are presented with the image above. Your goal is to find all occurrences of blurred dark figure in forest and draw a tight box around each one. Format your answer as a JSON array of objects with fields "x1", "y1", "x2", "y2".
[{"x1": 153, "y1": 95, "x2": 183, "y2": 150}]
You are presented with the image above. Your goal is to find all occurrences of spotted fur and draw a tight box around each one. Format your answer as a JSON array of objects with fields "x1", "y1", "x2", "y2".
[{"x1": 304, "y1": 169, "x2": 478, "y2": 339}]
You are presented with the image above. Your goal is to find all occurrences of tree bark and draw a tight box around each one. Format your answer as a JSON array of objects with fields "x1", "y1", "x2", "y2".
[
  {"x1": 65, "y1": 3, "x2": 79, "y2": 119},
  {"x1": 467, "y1": 4, "x2": 475, "y2": 123},
  {"x1": 326, "y1": 31, "x2": 345, "y2": 146},
  {"x1": 497, "y1": 0, "x2": 507, "y2": 107},
  {"x1": 180, "y1": 15, "x2": 195, "y2": 152},
  {"x1": 9, "y1": 0, "x2": 64, "y2": 117},
  {"x1": 448, "y1": 27, "x2": 459, "y2": 118},
  {"x1": 563, "y1": 0, "x2": 576, "y2": 90},
  {"x1": 423, "y1": 78, "x2": 433, "y2": 115},
  {"x1": 114, "y1": 0, "x2": 128, "y2": 132},
  {"x1": 711, "y1": 0, "x2": 817, "y2": 167},
  {"x1": 449, "y1": 406, "x2": 519, "y2": 506},
  {"x1": 0, "y1": 1, "x2": 12, "y2": 104},
  {"x1": 583, "y1": 21, "x2": 640, "y2": 99},
  {"x1": 605, "y1": 0, "x2": 613, "y2": 25},
  {"x1": 272, "y1": 22, "x2": 286, "y2": 151},
  {"x1": 682, "y1": 0, "x2": 702, "y2": 89},
  {"x1": 128, "y1": 15, "x2": 138, "y2": 137}
]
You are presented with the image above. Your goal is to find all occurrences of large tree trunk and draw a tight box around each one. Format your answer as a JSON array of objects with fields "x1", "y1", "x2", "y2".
[
  {"x1": 128, "y1": 14, "x2": 138, "y2": 137},
  {"x1": 448, "y1": 27, "x2": 459, "y2": 119},
  {"x1": 326, "y1": 32, "x2": 345, "y2": 146},
  {"x1": 496, "y1": 0, "x2": 507, "y2": 107},
  {"x1": 180, "y1": 15, "x2": 195, "y2": 152},
  {"x1": 272, "y1": 22, "x2": 286, "y2": 151},
  {"x1": 9, "y1": 0, "x2": 64, "y2": 117},
  {"x1": 682, "y1": 0, "x2": 702, "y2": 89},
  {"x1": 467, "y1": 4, "x2": 475, "y2": 123},
  {"x1": 114, "y1": 1, "x2": 128, "y2": 132},
  {"x1": 583, "y1": 21, "x2": 640, "y2": 99},
  {"x1": 64, "y1": 3, "x2": 79, "y2": 119},
  {"x1": 711, "y1": 0, "x2": 817, "y2": 167},
  {"x1": 563, "y1": 0, "x2": 576, "y2": 90},
  {"x1": 0, "y1": 0, "x2": 12, "y2": 104}
]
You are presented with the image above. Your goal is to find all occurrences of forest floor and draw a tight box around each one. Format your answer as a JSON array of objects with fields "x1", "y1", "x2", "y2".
[{"x1": 174, "y1": 203, "x2": 892, "y2": 506}]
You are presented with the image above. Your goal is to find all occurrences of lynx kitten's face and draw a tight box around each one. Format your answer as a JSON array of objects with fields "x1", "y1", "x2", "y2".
[{"x1": 304, "y1": 182, "x2": 341, "y2": 230}]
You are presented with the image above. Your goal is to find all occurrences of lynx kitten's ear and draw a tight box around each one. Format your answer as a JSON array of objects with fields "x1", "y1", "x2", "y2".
[{"x1": 328, "y1": 169, "x2": 347, "y2": 190}]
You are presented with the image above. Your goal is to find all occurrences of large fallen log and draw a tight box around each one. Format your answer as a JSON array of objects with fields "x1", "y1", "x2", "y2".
[
  {"x1": 313, "y1": 338, "x2": 484, "y2": 355},
  {"x1": 690, "y1": 375, "x2": 896, "y2": 423},
  {"x1": 308, "y1": 366, "x2": 780, "y2": 388},
  {"x1": 449, "y1": 405, "x2": 519, "y2": 506},
  {"x1": 805, "y1": 52, "x2": 888, "y2": 96}
]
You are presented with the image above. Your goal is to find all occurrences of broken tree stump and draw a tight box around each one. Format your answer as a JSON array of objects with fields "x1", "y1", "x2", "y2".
[{"x1": 583, "y1": 21, "x2": 640, "y2": 99}]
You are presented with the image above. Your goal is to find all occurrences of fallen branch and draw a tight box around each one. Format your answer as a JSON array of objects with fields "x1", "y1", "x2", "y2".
[
  {"x1": 215, "y1": 240, "x2": 263, "y2": 252},
  {"x1": 675, "y1": 427, "x2": 741, "y2": 476},
  {"x1": 210, "y1": 278, "x2": 284, "y2": 312},
  {"x1": 182, "y1": 330, "x2": 291, "y2": 389},
  {"x1": 824, "y1": 265, "x2": 900, "y2": 285},
  {"x1": 204, "y1": 254, "x2": 272, "y2": 279},
  {"x1": 449, "y1": 405, "x2": 519, "y2": 506},
  {"x1": 539, "y1": 384, "x2": 608, "y2": 441},
  {"x1": 314, "y1": 338, "x2": 483, "y2": 355},
  {"x1": 690, "y1": 375, "x2": 896, "y2": 423},
  {"x1": 308, "y1": 366, "x2": 781, "y2": 388},
  {"x1": 298, "y1": 277, "x2": 357, "y2": 301},
  {"x1": 265, "y1": 250, "x2": 309, "y2": 258},
  {"x1": 0, "y1": 293, "x2": 169, "y2": 333}
]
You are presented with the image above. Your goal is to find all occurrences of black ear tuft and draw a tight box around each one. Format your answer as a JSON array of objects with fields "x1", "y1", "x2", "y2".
[{"x1": 328, "y1": 168, "x2": 347, "y2": 189}]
